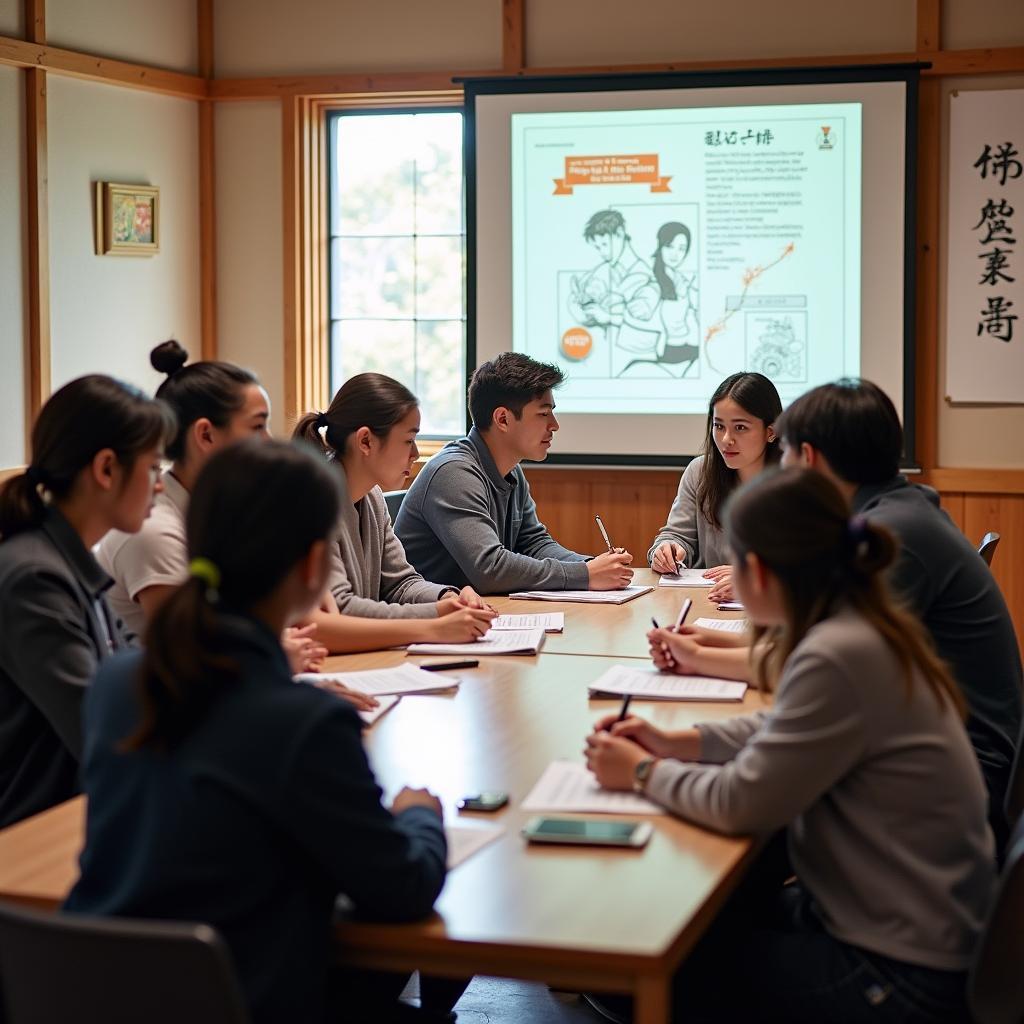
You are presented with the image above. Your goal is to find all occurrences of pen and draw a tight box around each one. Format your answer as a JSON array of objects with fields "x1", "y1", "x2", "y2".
[
  {"x1": 605, "y1": 693, "x2": 633, "y2": 731},
  {"x1": 594, "y1": 514, "x2": 614, "y2": 553},
  {"x1": 651, "y1": 617, "x2": 660, "y2": 630},
  {"x1": 675, "y1": 560, "x2": 685, "y2": 574},
  {"x1": 672, "y1": 598, "x2": 693, "y2": 633},
  {"x1": 420, "y1": 659, "x2": 480, "y2": 672}
]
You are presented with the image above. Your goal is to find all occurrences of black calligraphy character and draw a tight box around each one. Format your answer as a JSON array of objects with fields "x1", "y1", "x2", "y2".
[
  {"x1": 977, "y1": 296, "x2": 1017, "y2": 343},
  {"x1": 979, "y1": 247, "x2": 1015, "y2": 286},
  {"x1": 973, "y1": 198, "x2": 1017, "y2": 245},
  {"x1": 756, "y1": 129, "x2": 774, "y2": 145},
  {"x1": 974, "y1": 143, "x2": 1023, "y2": 187}
]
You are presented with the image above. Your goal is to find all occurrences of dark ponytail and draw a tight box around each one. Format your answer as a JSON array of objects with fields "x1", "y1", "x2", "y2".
[
  {"x1": 0, "y1": 375, "x2": 174, "y2": 541},
  {"x1": 151, "y1": 340, "x2": 260, "y2": 462},
  {"x1": 293, "y1": 372, "x2": 417, "y2": 457},
  {"x1": 652, "y1": 221, "x2": 690, "y2": 301},
  {"x1": 726, "y1": 468, "x2": 965, "y2": 715},
  {"x1": 127, "y1": 439, "x2": 341, "y2": 751}
]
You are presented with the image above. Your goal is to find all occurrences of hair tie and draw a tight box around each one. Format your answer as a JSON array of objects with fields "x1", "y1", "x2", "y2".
[
  {"x1": 315, "y1": 412, "x2": 329, "y2": 430},
  {"x1": 189, "y1": 557, "x2": 221, "y2": 601}
]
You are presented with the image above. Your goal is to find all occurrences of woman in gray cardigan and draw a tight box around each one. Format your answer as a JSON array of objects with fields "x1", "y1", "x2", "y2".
[
  {"x1": 588, "y1": 469, "x2": 994, "y2": 1024},
  {"x1": 294, "y1": 373, "x2": 495, "y2": 652},
  {"x1": 648, "y1": 372, "x2": 780, "y2": 601}
]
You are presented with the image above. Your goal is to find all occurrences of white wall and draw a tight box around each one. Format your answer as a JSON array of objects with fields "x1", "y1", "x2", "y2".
[
  {"x1": 215, "y1": 102, "x2": 285, "y2": 434},
  {"x1": 47, "y1": 0, "x2": 198, "y2": 73},
  {"x1": 47, "y1": 77, "x2": 200, "y2": 395},
  {"x1": 0, "y1": 66, "x2": 26, "y2": 465}
]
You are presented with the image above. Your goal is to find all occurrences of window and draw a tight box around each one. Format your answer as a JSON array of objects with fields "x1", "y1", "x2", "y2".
[{"x1": 328, "y1": 110, "x2": 465, "y2": 437}]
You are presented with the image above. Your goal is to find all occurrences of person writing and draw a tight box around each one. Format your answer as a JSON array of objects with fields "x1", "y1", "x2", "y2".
[
  {"x1": 396, "y1": 352, "x2": 633, "y2": 594},
  {"x1": 648, "y1": 371, "x2": 781, "y2": 603},
  {"x1": 66, "y1": 440, "x2": 453, "y2": 1024},
  {"x1": 587, "y1": 468, "x2": 994, "y2": 1024}
]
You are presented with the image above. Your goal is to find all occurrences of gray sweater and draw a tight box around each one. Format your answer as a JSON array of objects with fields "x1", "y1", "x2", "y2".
[
  {"x1": 647, "y1": 456, "x2": 730, "y2": 569},
  {"x1": 395, "y1": 428, "x2": 590, "y2": 594},
  {"x1": 645, "y1": 606, "x2": 995, "y2": 971},
  {"x1": 328, "y1": 464, "x2": 445, "y2": 619}
]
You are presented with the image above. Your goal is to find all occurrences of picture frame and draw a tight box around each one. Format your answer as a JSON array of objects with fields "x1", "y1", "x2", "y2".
[{"x1": 94, "y1": 182, "x2": 160, "y2": 256}]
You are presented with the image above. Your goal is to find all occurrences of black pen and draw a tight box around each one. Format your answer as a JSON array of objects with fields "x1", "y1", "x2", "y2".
[
  {"x1": 604, "y1": 693, "x2": 633, "y2": 731},
  {"x1": 420, "y1": 659, "x2": 479, "y2": 672}
]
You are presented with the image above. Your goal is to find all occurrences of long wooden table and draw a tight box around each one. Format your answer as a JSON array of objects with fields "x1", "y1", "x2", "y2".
[{"x1": 0, "y1": 572, "x2": 760, "y2": 1024}]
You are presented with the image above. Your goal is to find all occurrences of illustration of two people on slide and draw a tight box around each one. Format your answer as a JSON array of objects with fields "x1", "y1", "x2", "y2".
[{"x1": 567, "y1": 209, "x2": 699, "y2": 378}]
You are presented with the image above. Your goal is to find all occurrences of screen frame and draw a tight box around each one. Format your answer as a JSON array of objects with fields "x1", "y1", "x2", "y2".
[{"x1": 463, "y1": 65, "x2": 921, "y2": 468}]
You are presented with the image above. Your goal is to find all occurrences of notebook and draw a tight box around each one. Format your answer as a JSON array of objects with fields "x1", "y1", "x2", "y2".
[
  {"x1": 693, "y1": 617, "x2": 749, "y2": 633},
  {"x1": 658, "y1": 570, "x2": 714, "y2": 587}
]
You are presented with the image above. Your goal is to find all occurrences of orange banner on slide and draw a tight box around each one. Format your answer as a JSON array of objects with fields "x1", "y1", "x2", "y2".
[{"x1": 553, "y1": 154, "x2": 671, "y2": 195}]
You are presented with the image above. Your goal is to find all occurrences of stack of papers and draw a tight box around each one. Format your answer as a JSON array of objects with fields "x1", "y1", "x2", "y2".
[
  {"x1": 589, "y1": 664, "x2": 747, "y2": 702},
  {"x1": 407, "y1": 627, "x2": 545, "y2": 656},
  {"x1": 296, "y1": 663, "x2": 460, "y2": 696},
  {"x1": 658, "y1": 570, "x2": 714, "y2": 587},
  {"x1": 693, "y1": 617, "x2": 748, "y2": 634},
  {"x1": 522, "y1": 760, "x2": 663, "y2": 815},
  {"x1": 509, "y1": 585, "x2": 653, "y2": 605},
  {"x1": 358, "y1": 694, "x2": 399, "y2": 726},
  {"x1": 446, "y1": 823, "x2": 505, "y2": 869},
  {"x1": 491, "y1": 612, "x2": 564, "y2": 632}
]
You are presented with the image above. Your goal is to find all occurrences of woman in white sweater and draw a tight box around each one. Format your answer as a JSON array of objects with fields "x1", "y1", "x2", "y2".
[
  {"x1": 587, "y1": 468, "x2": 994, "y2": 1023},
  {"x1": 648, "y1": 371, "x2": 781, "y2": 602}
]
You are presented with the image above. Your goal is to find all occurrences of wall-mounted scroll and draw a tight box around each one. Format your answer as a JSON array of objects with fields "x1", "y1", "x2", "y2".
[{"x1": 946, "y1": 90, "x2": 1023, "y2": 403}]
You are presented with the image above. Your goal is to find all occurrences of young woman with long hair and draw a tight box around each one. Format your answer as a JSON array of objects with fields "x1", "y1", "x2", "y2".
[
  {"x1": 293, "y1": 372, "x2": 495, "y2": 652},
  {"x1": 0, "y1": 375, "x2": 172, "y2": 827},
  {"x1": 648, "y1": 371, "x2": 781, "y2": 601},
  {"x1": 65, "y1": 439, "x2": 453, "y2": 1024},
  {"x1": 587, "y1": 469, "x2": 994, "y2": 1023}
]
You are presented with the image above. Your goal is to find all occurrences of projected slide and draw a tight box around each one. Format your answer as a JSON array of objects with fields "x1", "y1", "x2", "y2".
[{"x1": 510, "y1": 103, "x2": 862, "y2": 415}]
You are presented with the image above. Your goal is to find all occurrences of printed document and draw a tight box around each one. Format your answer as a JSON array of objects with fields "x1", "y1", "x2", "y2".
[
  {"x1": 491, "y1": 612, "x2": 565, "y2": 632},
  {"x1": 407, "y1": 628, "x2": 545, "y2": 656},
  {"x1": 522, "y1": 760, "x2": 664, "y2": 815},
  {"x1": 509, "y1": 586, "x2": 653, "y2": 605},
  {"x1": 297, "y1": 664, "x2": 459, "y2": 696},
  {"x1": 589, "y1": 664, "x2": 747, "y2": 702}
]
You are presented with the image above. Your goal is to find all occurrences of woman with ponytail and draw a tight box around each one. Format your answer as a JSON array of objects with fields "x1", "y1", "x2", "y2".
[
  {"x1": 66, "y1": 439, "x2": 453, "y2": 1024},
  {"x1": 294, "y1": 372, "x2": 495, "y2": 652},
  {"x1": 585, "y1": 469, "x2": 994, "y2": 1023},
  {"x1": 0, "y1": 375, "x2": 172, "y2": 827}
]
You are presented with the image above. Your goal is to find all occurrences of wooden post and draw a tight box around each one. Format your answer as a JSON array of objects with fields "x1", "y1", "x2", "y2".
[{"x1": 198, "y1": 0, "x2": 217, "y2": 360}]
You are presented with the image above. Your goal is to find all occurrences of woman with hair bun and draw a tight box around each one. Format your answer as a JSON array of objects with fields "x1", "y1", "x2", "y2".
[
  {"x1": 0, "y1": 374, "x2": 173, "y2": 827},
  {"x1": 586, "y1": 468, "x2": 994, "y2": 1023}
]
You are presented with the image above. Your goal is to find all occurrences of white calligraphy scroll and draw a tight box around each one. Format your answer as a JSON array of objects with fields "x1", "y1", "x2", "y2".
[{"x1": 946, "y1": 89, "x2": 1024, "y2": 403}]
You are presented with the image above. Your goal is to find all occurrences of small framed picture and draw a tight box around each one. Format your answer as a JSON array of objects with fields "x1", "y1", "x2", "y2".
[{"x1": 94, "y1": 182, "x2": 160, "y2": 256}]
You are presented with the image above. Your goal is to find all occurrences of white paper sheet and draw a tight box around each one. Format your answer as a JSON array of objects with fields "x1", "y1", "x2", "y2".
[
  {"x1": 446, "y1": 823, "x2": 505, "y2": 869},
  {"x1": 716, "y1": 601, "x2": 744, "y2": 611},
  {"x1": 358, "y1": 694, "x2": 400, "y2": 726},
  {"x1": 296, "y1": 664, "x2": 459, "y2": 696},
  {"x1": 491, "y1": 612, "x2": 565, "y2": 632},
  {"x1": 693, "y1": 617, "x2": 749, "y2": 634},
  {"x1": 509, "y1": 586, "x2": 653, "y2": 605},
  {"x1": 521, "y1": 760, "x2": 664, "y2": 815},
  {"x1": 406, "y1": 628, "x2": 545, "y2": 656},
  {"x1": 658, "y1": 570, "x2": 714, "y2": 587},
  {"x1": 589, "y1": 664, "x2": 747, "y2": 702}
]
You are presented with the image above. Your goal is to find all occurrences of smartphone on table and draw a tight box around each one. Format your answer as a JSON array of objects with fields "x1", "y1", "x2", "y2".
[{"x1": 521, "y1": 816, "x2": 652, "y2": 848}]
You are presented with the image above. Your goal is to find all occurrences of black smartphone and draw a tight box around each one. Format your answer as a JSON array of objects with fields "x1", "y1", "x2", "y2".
[
  {"x1": 521, "y1": 816, "x2": 652, "y2": 847},
  {"x1": 457, "y1": 791, "x2": 509, "y2": 812}
]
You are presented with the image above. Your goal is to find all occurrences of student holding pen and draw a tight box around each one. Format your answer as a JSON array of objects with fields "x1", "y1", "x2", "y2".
[
  {"x1": 648, "y1": 372, "x2": 781, "y2": 602},
  {"x1": 586, "y1": 469, "x2": 993, "y2": 1024}
]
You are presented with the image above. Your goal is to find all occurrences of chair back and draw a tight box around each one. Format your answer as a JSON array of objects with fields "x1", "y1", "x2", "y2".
[
  {"x1": 978, "y1": 532, "x2": 1001, "y2": 567},
  {"x1": 969, "y1": 816, "x2": 1024, "y2": 1024},
  {"x1": 383, "y1": 489, "x2": 407, "y2": 522},
  {"x1": 0, "y1": 902, "x2": 250, "y2": 1024},
  {"x1": 1006, "y1": 720, "x2": 1024, "y2": 830}
]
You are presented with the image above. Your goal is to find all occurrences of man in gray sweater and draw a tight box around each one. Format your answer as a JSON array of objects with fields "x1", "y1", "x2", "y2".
[{"x1": 395, "y1": 353, "x2": 634, "y2": 594}]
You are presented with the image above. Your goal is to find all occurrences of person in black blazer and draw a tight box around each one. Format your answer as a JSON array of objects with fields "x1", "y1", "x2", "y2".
[
  {"x1": 65, "y1": 439, "x2": 450, "y2": 1024},
  {"x1": 0, "y1": 375, "x2": 172, "y2": 828}
]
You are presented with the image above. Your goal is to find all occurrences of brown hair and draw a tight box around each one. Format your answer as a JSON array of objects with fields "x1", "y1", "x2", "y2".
[
  {"x1": 726, "y1": 468, "x2": 965, "y2": 715},
  {"x1": 293, "y1": 373, "x2": 417, "y2": 457},
  {"x1": 468, "y1": 352, "x2": 565, "y2": 431},
  {"x1": 0, "y1": 375, "x2": 174, "y2": 540},
  {"x1": 128, "y1": 439, "x2": 341, "y2": 751},
  {"x1": 697, "y1": 372, "x2": 782, "y2": 529}
]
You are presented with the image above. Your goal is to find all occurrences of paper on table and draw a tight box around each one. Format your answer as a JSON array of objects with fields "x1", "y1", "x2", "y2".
[
  {"x1": 693, "y1": 617, "x2": 749, "y2": 634},
  {"x1": 358, "y1": 694, "x2": 399, "y2": 726},
  {"x1": 509, "y1": 586, "x2": 653, "y2": 605},
  {"x1": 521, "y1": 760, "x2": 664, "y2": 815},
  {"x1": 716, "y1": 601, "x2": 745, "y2": 611},
  {"x1": 589, "y1": 664, "x2": 747, "y2": 702},
  {"x1": 406, "y1": 628, "x2": 545, "y2": 657},
  {"x1": 491, "y1": 612, "x2": 564, "y2": 632},
  {"x1": 446, "y1": 823, "x2": 504, "y2": 869},
  {"x1": 296, "y1": 663, "x2": 459, "y2": 696},
  {"x1": 658, "y1": 570, "x2": 714, "y2": 587}
]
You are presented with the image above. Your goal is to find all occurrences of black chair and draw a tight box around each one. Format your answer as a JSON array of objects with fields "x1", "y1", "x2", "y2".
[
  {"x1": 1006, "y1": 720, "x2": 1024, "y2": 831},
  {"x1": 968, "y1": 816, "x2": 1024, "y2": 1024},
  {"x1": 383, "y1": 488, "x2": 408, "y2": 522},
  {"x1": 978, "y1": 532, "x2": 1000, "y2": 567},
  {"x1": 0, "y1": 902, "x2": 250, "y2": 1024}
]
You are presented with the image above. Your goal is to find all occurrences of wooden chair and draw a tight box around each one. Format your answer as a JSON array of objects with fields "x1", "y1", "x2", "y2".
[
  {"x1": 383, "y1": 488, "x2": 408, "y2": 523},
  {"x1": 0, "y1": 902, "x2": 250, "y2": 1024},
  {"x1": 978, "y1": 532, "x2": 1000, "y2": 567},
  {"x1": 968, "y1": 815, "x2": 1024, "y2": 1024}
]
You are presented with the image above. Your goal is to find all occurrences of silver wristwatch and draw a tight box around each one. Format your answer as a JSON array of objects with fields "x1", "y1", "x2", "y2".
[{"x1": 633, "y1": 756, "x2": 657, "y2": 794}]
